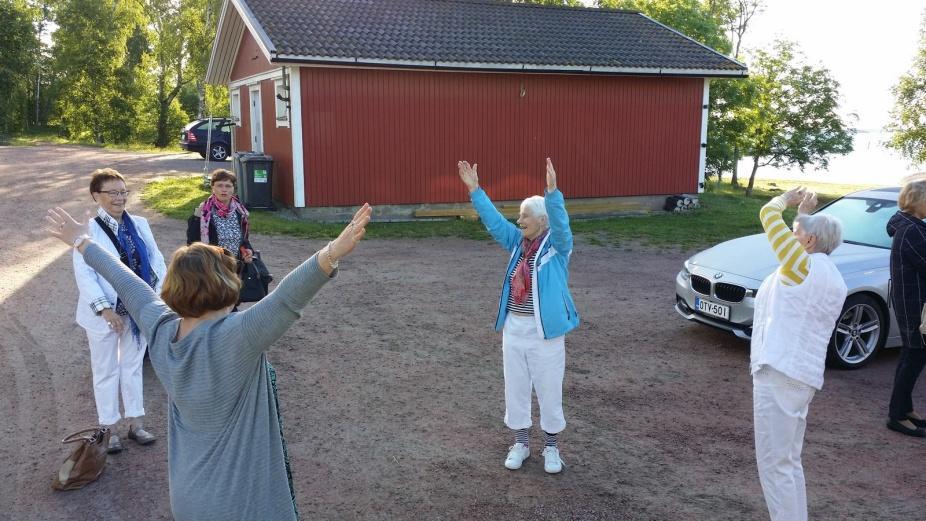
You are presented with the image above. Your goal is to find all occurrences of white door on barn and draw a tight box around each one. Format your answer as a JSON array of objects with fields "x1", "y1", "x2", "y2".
[{"x1": 249, "y1": 85, "x2": 263, "y2": 153}]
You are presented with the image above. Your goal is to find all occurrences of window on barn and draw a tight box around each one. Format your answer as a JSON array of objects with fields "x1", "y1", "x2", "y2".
[
  {"x1": 274, "y1": 79, "x2": 289, "y2": 128},
  {"x1": 230, "y1": 88, "x2": 241, "y2": 126}
]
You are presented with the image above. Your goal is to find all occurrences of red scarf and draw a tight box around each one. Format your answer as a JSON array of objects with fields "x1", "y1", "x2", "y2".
[{"x1": 510, "y1": 230, "x2": 548, "y2": 304}]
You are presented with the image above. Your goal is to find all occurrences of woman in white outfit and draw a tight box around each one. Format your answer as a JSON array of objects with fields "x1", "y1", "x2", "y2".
[
  {"x1": 751, "y1": 186, "x2": 847, "y2": 521},
  {"x1": 72, "y1": 168, "x2": 167, "y2": 453}
]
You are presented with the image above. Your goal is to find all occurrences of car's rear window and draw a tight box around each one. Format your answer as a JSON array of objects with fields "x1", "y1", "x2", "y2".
[
  {"x1": 816, "y1": 197, "x2": 896, "y2": 249},
  {"x1": 196, "y1": 119, "x2": 229, "y2": 131}
]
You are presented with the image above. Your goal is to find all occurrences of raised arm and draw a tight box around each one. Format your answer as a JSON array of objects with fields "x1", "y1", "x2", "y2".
[
  {"x1": 237, "y1": 203, "x2": 373, "y2": 353},
  {"x1": 458, "y1": 160, "x2": 520, "y2": 250},
  {"x1": 543, "y1": 158, "x2": 573, "y2": 257},
  {"x1": 759, "y1": 188, "x2": 810, "y2": 286},
  {"x1": 47, "y1": 207, "x2": 171, "y2": 337}
]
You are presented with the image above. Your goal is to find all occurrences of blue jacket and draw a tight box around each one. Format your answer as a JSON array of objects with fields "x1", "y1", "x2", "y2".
[{"x1": 471, "y1": 187, "x2": 580, "y2": 339}]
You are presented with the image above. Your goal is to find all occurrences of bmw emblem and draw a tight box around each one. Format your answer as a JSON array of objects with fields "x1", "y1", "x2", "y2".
[{"x1": 713, "y1": 272, "x2": 723, "y2": 279}]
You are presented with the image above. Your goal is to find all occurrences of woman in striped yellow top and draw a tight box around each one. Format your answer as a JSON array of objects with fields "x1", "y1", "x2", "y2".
[
  {"x1": 758, "y1": 188, "x2": 817, "y2": 285},
  {"x1": 751, "y1": 186, "x2": 848, "y2": 521}
]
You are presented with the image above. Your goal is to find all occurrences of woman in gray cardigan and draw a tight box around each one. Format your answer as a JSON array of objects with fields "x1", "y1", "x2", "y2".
[{"x1": 47, "y1": 203, "x2": 372, "y2": 521}]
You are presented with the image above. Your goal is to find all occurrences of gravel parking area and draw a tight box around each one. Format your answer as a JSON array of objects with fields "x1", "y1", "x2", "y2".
[{"x1": 1, "y1": 145, "x2": 923, "y2": 520}]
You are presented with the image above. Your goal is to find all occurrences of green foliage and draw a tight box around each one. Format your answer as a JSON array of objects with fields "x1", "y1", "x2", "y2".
[
  {"x1": 598, "y1": 0, "x2": 731, "y2": 54},
  {"x1": 0, "y1": 0, "x2": 40, "y2": 136},
  {"x1": 887, "y1": 11, "x2": 926, "y2": 165},
  {"x1": 738, "y1": 41, "x2": 854, "y2": 194},
  {"x1": 51, "y1": 0, "x2": 146, "y2": 143}
]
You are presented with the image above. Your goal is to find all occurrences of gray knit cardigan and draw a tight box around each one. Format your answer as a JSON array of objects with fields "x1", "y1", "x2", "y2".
[{"x1": 83, "y1": 242, "x2": 332, "y2": 521}]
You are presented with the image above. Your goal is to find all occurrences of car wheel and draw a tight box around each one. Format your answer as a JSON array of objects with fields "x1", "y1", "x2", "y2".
[
  {"x1": 826, "y1": 293, "x2": 887, "y2": 369},
  {"x1": 210, "y1": 143, "x2": 229, "y2": 161}
]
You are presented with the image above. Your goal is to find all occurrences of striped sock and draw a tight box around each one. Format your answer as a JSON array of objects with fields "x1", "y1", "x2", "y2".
[
  {"x1": 514, "y1": 428, "x2": 530, "y2": 447},
  {"x1": 543, "y1": 431, "x2": 558, "y2": 448}
]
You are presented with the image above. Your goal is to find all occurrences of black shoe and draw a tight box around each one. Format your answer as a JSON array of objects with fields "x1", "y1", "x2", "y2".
[
  {"x1": 906, "y1": 414, "x2": 926, "y2": 428},
  {"x1": 887, "y1": 419, "x2": 926, "y2": 438}
]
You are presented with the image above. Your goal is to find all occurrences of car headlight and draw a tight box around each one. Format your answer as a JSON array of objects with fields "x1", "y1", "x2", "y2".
[{"x1": 681, "y1": 260, "x2": 691, "y2": 280}]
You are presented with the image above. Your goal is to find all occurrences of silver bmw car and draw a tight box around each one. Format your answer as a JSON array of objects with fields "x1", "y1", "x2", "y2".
[{"x1": 675, "y1": 187, "x2": 903, "y2": 369}]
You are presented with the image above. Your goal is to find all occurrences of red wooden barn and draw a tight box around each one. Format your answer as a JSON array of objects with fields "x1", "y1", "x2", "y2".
[{"x1": 205, "y1": 0, "x2": 746, "y2": 217}]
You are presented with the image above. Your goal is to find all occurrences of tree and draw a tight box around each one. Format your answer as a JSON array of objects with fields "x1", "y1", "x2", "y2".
[
  {"x1": 51, "y1": 0, "x2": 146, "y2": 143},
  {"x1": 886, "y1": 11, "x2": 926, "y2": 165},
  {"x1": 184, "y1": 0, "x2": 227, "y2": 118},
  {"x1": 598, "y1": 0, "x2": 730, "y2": 54},
  {"x1": 0, "y1": 0, "x2": 40, "y2": 136},
  {"x1": 145, "y1": 0, "x2": 195, "y2": 148},
  {"x1": 738, "y1": 41, "x2": 854, "y2": 195}
]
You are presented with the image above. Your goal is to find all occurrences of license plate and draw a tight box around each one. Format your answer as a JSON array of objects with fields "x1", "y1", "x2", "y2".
[{"x1": 695, "y1": 296, "x2": 730, "y2": 320}]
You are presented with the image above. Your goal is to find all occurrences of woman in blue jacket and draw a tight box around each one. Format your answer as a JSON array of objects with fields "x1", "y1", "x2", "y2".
[{"x1": 457, "y1": 158, "x2": 579, "y2": 474}]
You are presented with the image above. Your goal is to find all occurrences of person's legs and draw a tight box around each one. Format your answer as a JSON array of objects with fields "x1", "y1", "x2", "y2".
[
  {"x1": 889, "y1": 348, "x2": 926, "y2": 421},
  {"x1": 753, "y1": 367, "x2": 815, "y2": 521},
  {"x1": 502, "y1": 315, "x2": 534, "y2": 470},
  {"x1": 526, "y1": 334, "x2": 566, "y2": 435},
  {"x1": 502, "y1": 315, "x2": 533, "y2": 431},
  {"x1": 85, "y1": 327, "x2": 121, "y2": 426},
  {"x1": 524, "y1": 328, "x2": 566, "y2": 474},
  {"x1": 119, "y1": 320, "x2": 146, "y2": 420},
  {"x1": 118, "y1": 320, "x2": 155, "y2": 444}
]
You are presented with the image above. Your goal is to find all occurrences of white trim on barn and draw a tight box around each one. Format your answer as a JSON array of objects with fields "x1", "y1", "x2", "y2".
[
  {"x1": 288, "y1": 66, "x2": 306, "y2": 208},
  {"x1": 698, "y1": 78, "x2": 710, "y2": 194},
  {"x1": 230, "y1": 87, "x2": 241, "y2": 126},
  {"x1": 248, "y1": 84, "x2": 263, "y2": 153},
  {"x1": 229, "y1": 69, "x2": 285, "y2": 89}
]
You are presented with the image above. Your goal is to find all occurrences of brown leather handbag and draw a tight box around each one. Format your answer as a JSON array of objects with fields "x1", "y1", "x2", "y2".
[{"x1": 51, "y1": 427, "x2": 111, "y2": 491}]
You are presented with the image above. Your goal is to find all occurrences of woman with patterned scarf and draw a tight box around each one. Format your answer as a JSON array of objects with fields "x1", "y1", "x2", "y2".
[
  {"x1": 187, "y1": 168, "x2": 299, "y2": 512},
  {"x1": 187, "y1": 169, "x2": 253, "y2": 265},
  {"x1": 72, "y1": 168, "x2": 167, "y2": 453},
  {"x1": 457, "y1": 158, "x2": 580, "y2": 474}
]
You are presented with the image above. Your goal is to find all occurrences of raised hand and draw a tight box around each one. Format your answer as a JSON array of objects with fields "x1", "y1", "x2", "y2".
[
  {"x1": 327, "y1": 203, "x2": 373, "y2": 263},
  {"x1": 45, "y1": 207, "x2": 89, "y2": 248},
  {"x1": 798, "y1": 191, "x2": 818, "y2": 215},
  {"x1": 781, "y1": 186, "x2": 806, "y2": 207},
  {"x1": 546, "y1": 157, "x2": 557, "y2": 192},
  {"x1": 457, "y1": 161, "x2": 479, "y2": 193}
]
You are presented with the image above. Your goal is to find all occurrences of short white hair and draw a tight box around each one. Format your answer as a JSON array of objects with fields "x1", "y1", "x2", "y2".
[
  {"x1": 520, "y1": 195, "x2": 548, "y2": 226},
  {"x1": 794, "y1": 213, "x2": 843, "y2": 255}
]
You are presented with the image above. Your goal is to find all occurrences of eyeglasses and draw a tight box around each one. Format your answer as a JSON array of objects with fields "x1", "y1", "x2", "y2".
[{"x1": 96, "y1": 190, "x2": 131, "y2": 198}]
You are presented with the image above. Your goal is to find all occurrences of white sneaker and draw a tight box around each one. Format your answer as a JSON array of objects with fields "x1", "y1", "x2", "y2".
[
  {"x1": 504, "y1": 443, "x2": 530, "y2": 470},
  {"x1": 542, "y1": 446, "x2": 563, "y2": 474}
]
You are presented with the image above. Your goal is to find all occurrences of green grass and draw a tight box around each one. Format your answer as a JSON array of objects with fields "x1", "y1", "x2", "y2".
[
  {"x1": 141, "y1": 175, "x2": 878, "y2": 247},
  {"x1": 573, "y1": 178, "x2": 878, "y2": 249},
  {"x1": 4, "y1": 127, "x2": 185, "y2": 154},
  {"x1": 141, "y1": 175, "x2": 489, "y2": 240}
]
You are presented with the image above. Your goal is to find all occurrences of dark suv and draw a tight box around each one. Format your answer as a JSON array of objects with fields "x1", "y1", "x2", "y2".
[{"x1": 180, "y1": 118, "x2": 233, "y2": 161}]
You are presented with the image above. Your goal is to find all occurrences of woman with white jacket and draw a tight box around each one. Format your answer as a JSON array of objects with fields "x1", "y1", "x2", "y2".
[
  {"x1": 751, "y1": 187, "x2": 847, "y2": 521},
  {"x1": 72, "y1": 168, "x2": 167, "y2": 453}
]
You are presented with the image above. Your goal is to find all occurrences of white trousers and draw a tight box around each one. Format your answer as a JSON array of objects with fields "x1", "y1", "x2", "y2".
[
  {"x1": 502, "y1": 314, "x2": 566, "y2": 433},
  {"x1": 84, "y1": 315, "x2": 146, "y2": 426},
  {"x1": 753, "y1": 366, "x2": 816, "y2": 521}
]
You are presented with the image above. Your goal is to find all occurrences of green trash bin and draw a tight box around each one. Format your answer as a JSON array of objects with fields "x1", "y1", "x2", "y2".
[
  {"x1": 239, "y1": 154, "x2": 274, "y2": 209},
  {"x1": 231, "y1": 151, "x2": 257, "y2": 203}
]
